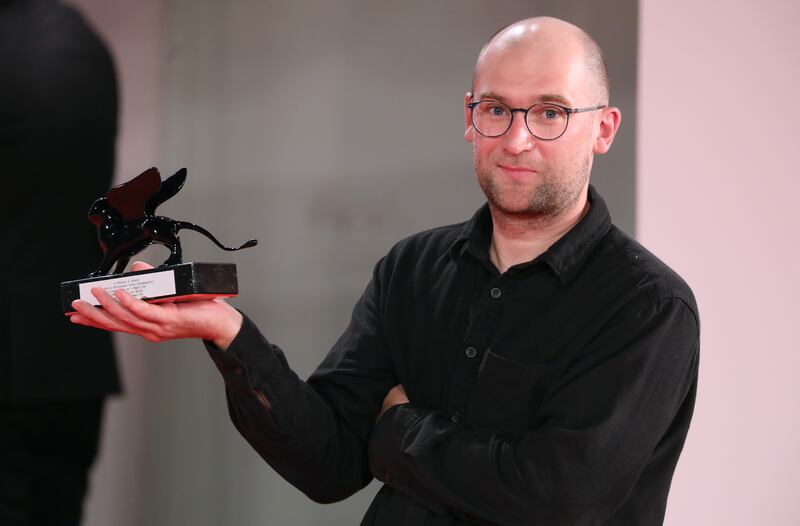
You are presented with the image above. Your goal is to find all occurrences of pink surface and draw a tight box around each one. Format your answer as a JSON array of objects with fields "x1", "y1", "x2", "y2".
[{"x1": 639, "y1": 1, "x2": 800, "y2": 523}]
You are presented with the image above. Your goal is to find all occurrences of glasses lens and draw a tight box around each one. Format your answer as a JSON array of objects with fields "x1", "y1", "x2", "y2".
[
  {"x1": 472, "y1": 101, "x2": 512, "y2": 137},
  {"x1": 526, "y1": 104, "x2": 568, "y2": 140}
]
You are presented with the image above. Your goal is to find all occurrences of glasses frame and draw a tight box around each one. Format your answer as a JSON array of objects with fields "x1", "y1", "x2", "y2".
[{"x1": 466, "y1": 100, "x2": 607, "y2": 141}]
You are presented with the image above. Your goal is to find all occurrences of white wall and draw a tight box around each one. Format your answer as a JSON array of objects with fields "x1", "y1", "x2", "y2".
[{"x1": 638, "y1": 1, "x2": 800, "y2": 524}]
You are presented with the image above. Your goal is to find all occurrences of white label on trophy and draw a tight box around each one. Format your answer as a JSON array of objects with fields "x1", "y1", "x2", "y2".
[{"x1": 79, "y1": 270, "x2": 177, "y2": 306}]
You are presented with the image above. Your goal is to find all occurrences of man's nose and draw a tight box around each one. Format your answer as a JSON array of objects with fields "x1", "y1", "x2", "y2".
[{"x1": 502, "y1": 113, "x2": 534, "y2": 155}]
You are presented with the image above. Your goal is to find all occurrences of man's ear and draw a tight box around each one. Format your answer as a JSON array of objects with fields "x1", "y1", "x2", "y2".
[
  {"x1": 593, "y1": 107, "x2": 621, "y2": 154},
  {"x1": 464, "y1": 92, "x2": 474, "y2": 143}
]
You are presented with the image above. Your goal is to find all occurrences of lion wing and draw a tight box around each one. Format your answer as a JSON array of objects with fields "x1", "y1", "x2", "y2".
[
  {"x1": 105, "y1": 167, "x2": 162, "y2": 221},
  {"x1": 145, "y1": 167, "x2": 187, "y2": 216}
]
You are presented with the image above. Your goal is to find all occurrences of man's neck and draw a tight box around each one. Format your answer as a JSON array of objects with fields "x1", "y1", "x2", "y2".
[{"x1": 488, "y1": 191, "x2": 590, "y2": 274}]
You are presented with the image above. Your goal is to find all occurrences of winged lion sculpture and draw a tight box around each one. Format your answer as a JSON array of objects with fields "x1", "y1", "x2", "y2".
[{"x1": 87, "y1": 167, "x2": 257, "y2": 277}]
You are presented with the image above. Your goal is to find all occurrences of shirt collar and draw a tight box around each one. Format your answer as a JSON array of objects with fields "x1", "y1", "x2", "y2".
[{"x1": 449, "y1": 185, "x2": 613, "y2": 285}]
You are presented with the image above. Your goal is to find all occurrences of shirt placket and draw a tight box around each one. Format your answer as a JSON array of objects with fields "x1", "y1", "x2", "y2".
[{"x1": 445, "y1": 273, "x2": 511, "y2": 423}]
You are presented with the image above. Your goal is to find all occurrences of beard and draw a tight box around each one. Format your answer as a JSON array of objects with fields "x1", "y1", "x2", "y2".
[{"x1": 475, "y1": 148, "x2": 592, "y2": 219}]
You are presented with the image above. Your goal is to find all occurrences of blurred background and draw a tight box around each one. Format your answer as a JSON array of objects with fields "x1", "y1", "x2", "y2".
[{"x1": 52, "y1": 0, "x2": 800, "y2": 524}]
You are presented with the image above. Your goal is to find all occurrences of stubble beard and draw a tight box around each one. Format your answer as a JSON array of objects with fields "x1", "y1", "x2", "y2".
[{"x1": 475, "y1": 149, "x2": 592, "y2": 221}]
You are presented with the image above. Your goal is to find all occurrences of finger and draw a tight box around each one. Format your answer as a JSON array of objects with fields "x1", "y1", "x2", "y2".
[
  {"x1": 82, "y1": 290, "x2": 148, "y2": 335},
  {"x1": 71, "y1": 298, "x2": 139, "y2": 334},
  {"x1": 78, "y1": 290, "x2": 167, "y2": 341},
  {"x1": 70, "y1": 310, "x2": 162, "y2": 341},
  {"x1": 70, "y1": 313, "x2": 105, "y2": 330},
  {"x1": 98, "y1": 289, "x2": 164, "y2": 334},
  {"x1": 130, "y1": 261, "x2": 154, "y2": 272},
  {"x1": 114, "y1": 289, "x2": 174, "y2": 325},
  {"x1": 87, "y1": 288, "x2": 154, "y2": 335},
  {"x1": 70, "y1": 312, "x2": 125, "y2": 332}
]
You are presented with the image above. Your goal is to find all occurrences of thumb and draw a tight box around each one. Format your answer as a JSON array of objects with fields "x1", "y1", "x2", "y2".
[{"x1": 130, "y1": 261, "x2": 154, "y2": 272}]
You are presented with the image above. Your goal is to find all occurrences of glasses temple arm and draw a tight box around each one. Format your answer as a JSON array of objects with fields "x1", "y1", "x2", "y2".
[{"x1": 569, "y1": 104, "x2": 608, "y2": 114}]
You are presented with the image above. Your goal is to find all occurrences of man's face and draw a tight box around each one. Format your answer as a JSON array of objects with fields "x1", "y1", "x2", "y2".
[{"x1": 466, "y1": 39, "x2": 603, "y2": 218}]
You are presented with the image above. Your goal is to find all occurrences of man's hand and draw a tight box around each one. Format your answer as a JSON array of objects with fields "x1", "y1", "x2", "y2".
[
  {"x1": 378, "y1": 384, "x2": 410, "y2": 420},
  {"x1": 69, "y1": 261, "x2": 243, "y2": 350}
]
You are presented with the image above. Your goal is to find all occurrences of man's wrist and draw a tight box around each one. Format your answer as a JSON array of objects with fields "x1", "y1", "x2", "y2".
[{"x1": 210, "y1": 307, "x2": 243, "y2": 350}]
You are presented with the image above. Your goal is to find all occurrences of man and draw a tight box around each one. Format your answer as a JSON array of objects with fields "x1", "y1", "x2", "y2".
[
  {"x1": 0, "y1": 0, "x2": 120, "y2": 524},
  {"x1": 71, "y1": 17, "x2": 698, "y2": 525}
]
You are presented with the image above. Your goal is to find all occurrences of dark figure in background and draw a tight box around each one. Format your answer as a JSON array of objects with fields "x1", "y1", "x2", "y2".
[{"x1": 0, "y1": 0, "x2": 120, "y2": 525}]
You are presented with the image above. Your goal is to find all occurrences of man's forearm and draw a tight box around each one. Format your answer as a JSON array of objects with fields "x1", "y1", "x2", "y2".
[{"x1": 205, "y1": 313, "x2": 377, "y2": 503}]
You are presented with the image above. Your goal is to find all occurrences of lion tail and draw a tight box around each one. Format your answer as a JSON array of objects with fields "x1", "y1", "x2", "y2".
[{"x1": 176, "y1": 221, "x2": 258, "y2": 251}]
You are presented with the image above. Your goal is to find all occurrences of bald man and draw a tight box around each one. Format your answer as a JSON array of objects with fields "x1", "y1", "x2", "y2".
[{"x1": 71, "y1": 17, "x2": 698, "y2": 526}]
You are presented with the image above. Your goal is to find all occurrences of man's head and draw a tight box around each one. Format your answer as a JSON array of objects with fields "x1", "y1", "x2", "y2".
[{"x1": 465, "y1": 17, "x2": 621, "y2": 220}]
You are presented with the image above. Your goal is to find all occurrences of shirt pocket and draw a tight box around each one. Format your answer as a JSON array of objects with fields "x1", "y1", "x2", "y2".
[{"x1": 466, "y1": 349, "x2": 546, "y2": 432}]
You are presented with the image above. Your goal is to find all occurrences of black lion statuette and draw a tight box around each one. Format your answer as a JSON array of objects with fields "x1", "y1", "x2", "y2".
[{"x1": 87, "y1": 167, "x2": 257, "y2": 277}]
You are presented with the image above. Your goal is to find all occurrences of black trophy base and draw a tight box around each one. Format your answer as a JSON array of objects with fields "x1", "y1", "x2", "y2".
[{"x1": 61, "y1": 262, "x2": 239, "y2": 315}]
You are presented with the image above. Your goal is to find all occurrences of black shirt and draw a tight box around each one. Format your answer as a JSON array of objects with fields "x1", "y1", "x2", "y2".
[{"x1": 206, "y1": 186, "x2": 699, "y2": 525}]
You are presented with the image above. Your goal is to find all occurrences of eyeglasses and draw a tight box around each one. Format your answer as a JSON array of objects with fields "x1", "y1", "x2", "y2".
[{"x1": 466, "y1": 100, "x2": 607, "y2": 140}]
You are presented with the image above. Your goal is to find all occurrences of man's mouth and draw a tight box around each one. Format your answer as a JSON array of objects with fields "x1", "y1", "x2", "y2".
[{"x1": 498, "y1": 164, "x2": 537, "y2": 180}]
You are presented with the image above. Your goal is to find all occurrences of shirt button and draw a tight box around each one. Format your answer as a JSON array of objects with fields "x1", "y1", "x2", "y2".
[
  {"x1": 490, "y1": 287, "x2": 502, "y2": 299},
  {"x1": 234, "y1": 367, "x2": 244, "y2": 376},
  {"x1": 465, "y1": 346, "x2": 477, "y2": 358},
  {"x1": 451, "y1": 411, "x2": 462, "y2": 423}
]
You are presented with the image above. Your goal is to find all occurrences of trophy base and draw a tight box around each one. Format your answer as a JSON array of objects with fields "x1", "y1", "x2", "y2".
[{"x1": 61, "y1": 262, "x2": 240, "y2": 315}]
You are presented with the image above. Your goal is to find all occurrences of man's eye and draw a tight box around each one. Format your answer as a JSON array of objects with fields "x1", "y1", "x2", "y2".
[{"x1": 488, "y1": 105, "x2": 507, "y2": 116}]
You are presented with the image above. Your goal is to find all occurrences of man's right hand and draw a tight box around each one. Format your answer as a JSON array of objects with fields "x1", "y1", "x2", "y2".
[
  {"x1": 378, "y1": 384, "x2": 410, "y2": 420},
  {"x1": 69, "y1": 261, "x2": 243, "y2": 350}
]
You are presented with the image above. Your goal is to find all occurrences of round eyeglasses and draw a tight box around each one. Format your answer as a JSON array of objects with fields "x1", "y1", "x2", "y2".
[{"x1": 467, "y1": 100, "x2": 607, "y2": 140}]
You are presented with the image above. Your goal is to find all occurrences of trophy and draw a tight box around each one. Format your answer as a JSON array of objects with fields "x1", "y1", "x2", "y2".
[{"x1": 61, "y1": 167, "x2": 257, "y2": 314}]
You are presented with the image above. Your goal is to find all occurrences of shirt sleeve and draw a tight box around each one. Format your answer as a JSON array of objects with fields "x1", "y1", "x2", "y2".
[
  {"x1": 367, "y1": 296, "x2": 700, "y2": 525},
  {"x1": 204, "y1": 259, "x2": 397, "y2": 504}
]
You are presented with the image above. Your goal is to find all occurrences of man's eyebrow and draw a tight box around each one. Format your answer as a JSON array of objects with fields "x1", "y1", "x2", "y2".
[
  {"x1": 474, "y1": 91, "x2": 573, "y2": 107},
  {"x1": 475, "y1": 91, "x2": 509, "y2": 103},
  {"x1": 535, "y1": 93, "x2": 572, "y2": 106}
]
